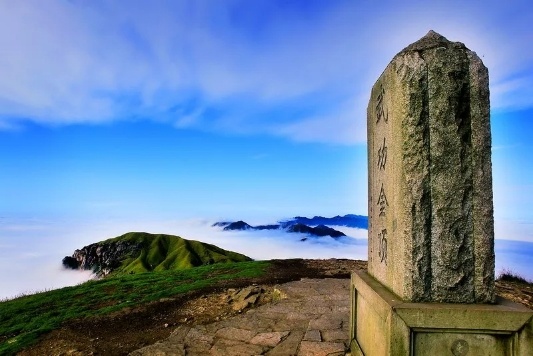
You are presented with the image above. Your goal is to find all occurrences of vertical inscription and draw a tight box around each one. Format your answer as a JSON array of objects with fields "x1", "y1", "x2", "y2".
[
  {"x1": 377, "y1": 183, "x2": 389, "y2": 217},
  {"x1": 376, "y1": 86, "x2": 388, "y2": 123},
  {"x1": 375, "y1": 84, "x2": 389, "y2": 265},
  {"x1": 378, "y1": 229, "x2": 388, "y2": 263},
  {"x1": 377, "y1": 137, "x2": 387, "y2": 170}
]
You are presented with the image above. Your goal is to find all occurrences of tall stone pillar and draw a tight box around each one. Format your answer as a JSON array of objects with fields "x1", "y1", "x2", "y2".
[
  {"x1": 367, "y1": 30, "x2": 494, "y2": 304},
  {"x1": 350, "y1": 31, "x2": 532, "y2": 355}
]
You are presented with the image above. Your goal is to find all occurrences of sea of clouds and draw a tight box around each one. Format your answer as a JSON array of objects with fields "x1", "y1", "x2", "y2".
[{"x1": 0, "y1": 216, "x2": 531, "y2": 300}]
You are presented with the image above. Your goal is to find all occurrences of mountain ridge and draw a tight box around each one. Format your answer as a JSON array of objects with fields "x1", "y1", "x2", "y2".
[
  {"x1": 280, "y1": 214, "x2": 368, "y2": 229},
  {"x1": 62, "y1": 232, "x2": 252, "y2": 277},
  {"x1": 213, "y1": 214, "x2": 368, "y2": 238}
]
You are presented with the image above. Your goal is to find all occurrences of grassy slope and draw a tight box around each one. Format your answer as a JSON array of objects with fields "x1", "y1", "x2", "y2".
[
  {"x1": 0, "y1": 260, "x2": 269, "y2": 355},
  {"x1": 96, "y1": 232, "x2": 252, "y2": 274}
]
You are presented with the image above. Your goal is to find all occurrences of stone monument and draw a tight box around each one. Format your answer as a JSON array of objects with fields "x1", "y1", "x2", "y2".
[{"x1": 350, "y1": 31, "x2": 532, "y2": 355}]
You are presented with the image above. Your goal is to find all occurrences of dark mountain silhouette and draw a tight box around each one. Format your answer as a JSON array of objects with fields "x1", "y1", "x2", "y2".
[
  {"x1": 213, "y1": 214, "x2": 364, "y2": 238},
  {"x1": 254, "y1": 224, "x2": 280, "y2": 230},
  {"x1": 286, "y1": 223, "x2": 346, "y2": 238},
  {"x1": 214, "y1": 214, "x2": 367, "y2": 235},
  {"x1": 223, "y1": 221, "x2": 253, "y2": 231},
  {"x1": 280, "y1": 214, "x2": 368, "y2": 229}
]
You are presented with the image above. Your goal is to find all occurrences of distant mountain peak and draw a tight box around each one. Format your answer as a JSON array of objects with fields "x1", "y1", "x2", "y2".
[
  {"x1": 223, "y1": 221, "x2": 253, "y2": 231},
  {"x1": 285, "y1": 223, "x2": 346, "y2": 238},
  {"x1": 213, "y1": 214, "x2": 368, "y2": 239},
  {"x1": 279, "y1": 214, "x2": 368, "y2": 229}
]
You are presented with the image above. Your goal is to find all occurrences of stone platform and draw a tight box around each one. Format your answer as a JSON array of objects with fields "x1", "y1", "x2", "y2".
[
  {"x1": 131, "y1": 278, "x2": 351, "y2": 355},
  {"x1": 350, "y1": 269, "x2": 533, "y2": 355}
]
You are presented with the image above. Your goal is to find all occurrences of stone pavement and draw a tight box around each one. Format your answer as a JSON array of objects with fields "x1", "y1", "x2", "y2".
[{"x1": 131, "y1": 278, "x2": 350, "y2": 355}]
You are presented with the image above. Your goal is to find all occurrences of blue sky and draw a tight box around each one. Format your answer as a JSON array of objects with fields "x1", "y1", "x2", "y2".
[{"x1": 0, "y1": 0, "x2": 533, "y2": 241}]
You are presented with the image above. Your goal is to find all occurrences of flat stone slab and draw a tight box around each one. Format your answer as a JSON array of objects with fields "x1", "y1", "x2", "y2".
[
  {"x1": 215, "y1": 326, "x2": 256, "y2": 342},
  {"x1": 304, "y1": 329, "x2": 322, "y2": 342},
  {"x1": 130, "y1": 278, "x2": 350, "y2": 355},
  {"x1": 250, "y1": 331, "x2": 290, "y2": 347},
  {"x1": 299, "y1": 341, "x2": 346, "y2": 356}
]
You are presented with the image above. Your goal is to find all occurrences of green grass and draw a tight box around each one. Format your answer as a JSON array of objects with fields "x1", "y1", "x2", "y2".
[{"x1": 0, "y1": 260, "x2": 270, "y2": 355}]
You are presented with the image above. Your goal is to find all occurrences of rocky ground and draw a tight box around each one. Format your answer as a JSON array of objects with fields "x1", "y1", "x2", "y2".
[
  {"x1": 18, "y1": 259, "x2": 532, "y2": 356},
  {"x1": 132, "y1": 278, "x2": 351, "y2": 355}
]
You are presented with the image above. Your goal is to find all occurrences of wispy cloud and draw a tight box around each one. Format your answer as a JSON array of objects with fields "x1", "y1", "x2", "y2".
[
  {"x1": 0, "y1": 0, "x2": 531, "y2": 143},
  {"x1": 491, "y1": 76, "x2": 533, "y2": 112},
  {"x1": 492, "y1": 143, "x2": 522, "y2": 151},
  {"x1": 273, "y1": 95, "x2": 367, "y2": 144}
]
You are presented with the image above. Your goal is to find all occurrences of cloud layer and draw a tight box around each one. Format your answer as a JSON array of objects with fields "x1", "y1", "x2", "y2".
[
  {"x1": 2, "y1": 216, "x2": 533, "y2": 300},
  {"x1": 0, "y1": 216, "x2": 368, "y2": 299},
  {"x1": 0, "y1": 1, "x2": 531, "y2": 142}
]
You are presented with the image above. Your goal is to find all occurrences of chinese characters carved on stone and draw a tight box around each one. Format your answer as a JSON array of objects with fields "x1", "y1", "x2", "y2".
[
  {"x1": 378, "y1": 229, "x2": 388, "y2": 264},
  {"x1": 375, "y1": 84, "x2": 389, "y2": 265},
  {"x1": 376, "y1": 86, "x2": 388, "y2": 124},
  {"x1": 377, "y1": 137, "x2": 387, "y2": 170},
  {"x1": 377, "y1": 183, "x2": 389, "y2": 217}
]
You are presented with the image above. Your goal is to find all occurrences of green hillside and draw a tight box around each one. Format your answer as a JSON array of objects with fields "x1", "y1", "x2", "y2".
[
  {"x1": 64, "y1": 232, "x2": 252, "y2": 276},
  {"x1": 105, "y1": 232, "x2": 251, "y2": 274},
  {"x1": 0, "y1": 260, "x2": 269, "y2": 355}
]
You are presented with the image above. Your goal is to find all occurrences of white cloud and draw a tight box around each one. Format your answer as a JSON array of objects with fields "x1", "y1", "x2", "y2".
[
  {"x1": 491, "y1": 76, "x2": 533, "y2": 112},
  {"x1": 0, "y1": 1, "x2": 531, "y2": 142},
  {"x1": 174, "y1": 106, "x2": 205, "y2": 128},
  {"x1": 273, "y1": 95, "x2": 368, "y2": 144}
]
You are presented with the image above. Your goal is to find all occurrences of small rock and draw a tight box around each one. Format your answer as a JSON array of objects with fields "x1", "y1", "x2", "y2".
[{"x1": 230, "y1": 286, "x2": 263, "y2": 311}]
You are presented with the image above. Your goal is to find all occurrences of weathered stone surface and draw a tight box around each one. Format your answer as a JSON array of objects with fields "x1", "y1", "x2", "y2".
[
  {"x1": 215, "y1": 326, "x2": 256, "y2": 342},
  {"x1": 298, "y1": 341, "x2": 346, "y2": 355},
  {"x1": 321, "y1": 329, "x2": 348, "y2": 343},
  {"x1": 349, "y1": 269, "x2": 533, "y2": 356},
  {"x1": 267, "y1": 330, "x2": 304, "y2": 356},
  {"x1": 367, "y1": 30, "x2": 494, "y2": 303},
  {"x1": 131, "y1": 279, "x2": 350, "y2": 356},
  {"x1": 249, "y1": 331, "x2": 290, "y2": 346},
  {"x1": 210, "y1": 339, "x2": 267, "y2": 355},
  {"x1": 187, "y1": 326, "x2": 214, "y2": 343},
  {"x1": 304, "y1": 329, "x2": 322, "y2": 342},
  {"x1": 308, "y1": 316, "x2": 342, "y2": 330}
]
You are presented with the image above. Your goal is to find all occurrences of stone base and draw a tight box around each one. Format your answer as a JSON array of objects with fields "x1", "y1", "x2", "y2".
[{"x1": 349, "y1": 270, "x2": 533, "y2": 355}]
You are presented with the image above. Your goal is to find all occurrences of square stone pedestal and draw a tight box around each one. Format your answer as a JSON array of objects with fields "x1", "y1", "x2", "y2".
[{"x1": 350, "y1": 270, "x2": 533, "y2": 355}]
